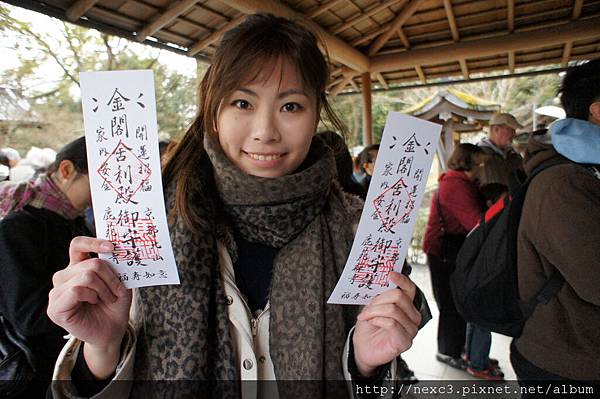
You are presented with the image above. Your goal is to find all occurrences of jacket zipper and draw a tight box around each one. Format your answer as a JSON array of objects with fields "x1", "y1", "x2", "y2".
[{"x1": 251, "y1": 318, "x2": 258, "y2": 337}]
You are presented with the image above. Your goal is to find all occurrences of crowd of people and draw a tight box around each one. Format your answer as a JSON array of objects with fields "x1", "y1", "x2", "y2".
[
  {"x1": 423, "y1": 58, "x2": 600, "y2": 395},
  {"x1": 0, "y1": 146, "x2": 58, "y2": 183},
  {"x1": 0, "y1": 12, "x2": 598, "y2": 399}
]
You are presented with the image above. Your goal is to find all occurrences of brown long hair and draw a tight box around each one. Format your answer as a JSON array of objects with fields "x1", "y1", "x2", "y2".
[
  {"x1": 163, "y1": 13, "x2": 346, "y2": 230},
  {"x1": 447, "y1": 143, "x2": 484, "y2": 171}
]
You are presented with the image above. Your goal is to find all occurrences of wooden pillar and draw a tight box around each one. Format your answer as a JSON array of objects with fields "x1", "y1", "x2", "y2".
[{"x1": 361, "y1": 73, "x2": 373, "y2": 146}]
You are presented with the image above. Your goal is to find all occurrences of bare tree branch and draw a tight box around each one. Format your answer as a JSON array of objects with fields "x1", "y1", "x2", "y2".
[
  {"x1": 63, "y1": 22, "x2": 82, "y2": 72},
  {"x1": 102, "y1": 34, "x2": 116, "y2": 70}
]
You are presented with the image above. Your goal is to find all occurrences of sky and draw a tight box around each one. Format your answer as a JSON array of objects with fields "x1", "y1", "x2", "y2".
[{"x1": 0, "y1": 5, "x2": 198, "y2": 85}]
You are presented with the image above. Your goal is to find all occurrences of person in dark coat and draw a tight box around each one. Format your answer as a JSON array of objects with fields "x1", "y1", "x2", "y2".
[
  {"x1": 0, "y1": 137, "x2": 92, "y2": 397},
  {"x1": 511, "y1": 59, "x2": 600, "y2": 396}
]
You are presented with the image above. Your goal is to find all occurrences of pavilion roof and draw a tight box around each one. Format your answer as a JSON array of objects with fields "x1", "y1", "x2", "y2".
[{"x1": 7, "y1": 0, "x2": 600, "y2": 94}]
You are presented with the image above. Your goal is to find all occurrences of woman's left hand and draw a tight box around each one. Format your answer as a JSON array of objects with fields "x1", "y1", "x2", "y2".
[{"x1": 352, "y1": 271, "x2": 422, "y2": 377}]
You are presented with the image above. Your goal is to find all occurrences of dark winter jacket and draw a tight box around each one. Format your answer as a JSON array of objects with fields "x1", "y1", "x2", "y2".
[
  {"x1": 0, "y1": 206, "x2": 91, "y2": 385},
  {"x1": 515, "y1": 132, "x2": 600, "y2": 380}
]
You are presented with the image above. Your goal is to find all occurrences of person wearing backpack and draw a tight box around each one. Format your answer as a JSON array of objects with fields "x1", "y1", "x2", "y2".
[
  {"x1": 422, "y1": 144, "x2": 486, "y2": 371},
  {"x1": 510, "y1": 59, "x2": 600, "y2": 393}
]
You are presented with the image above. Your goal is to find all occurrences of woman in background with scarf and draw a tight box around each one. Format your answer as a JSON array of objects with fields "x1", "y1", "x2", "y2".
[{"x1": 0, "y1": 136, "x2": 92, "y2": 397}]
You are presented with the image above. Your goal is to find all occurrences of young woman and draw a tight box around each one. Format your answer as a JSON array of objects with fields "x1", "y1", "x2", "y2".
[
  {"x1": 0, "y1": 137, "x2": 92, "y2": 397},
  {"x1": 47, "y1": 14, "x2": 423, "y2": 398}
]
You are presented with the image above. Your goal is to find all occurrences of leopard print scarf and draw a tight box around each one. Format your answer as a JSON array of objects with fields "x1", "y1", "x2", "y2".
[{"x1": 130, "y1": 134, "x2": 361, "y2": 398}]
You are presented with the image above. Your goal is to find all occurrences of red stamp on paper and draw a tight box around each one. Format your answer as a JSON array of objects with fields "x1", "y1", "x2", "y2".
[
  {"x1": 97, "y1": 140, "x2": 151, "y2": 204},
  {"x1": 373, "y1": 178, "x2": 414, "y2": 232},
  {"x1": 106, "y1": 212, "x2": 162, "y2": 266},
  {"x1": 351, "y1": 242, "x2": 400, "y2": 289}
]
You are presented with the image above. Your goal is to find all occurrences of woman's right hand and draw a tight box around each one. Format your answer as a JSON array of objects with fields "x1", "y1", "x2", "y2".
[{"x1": 47, "y1": 236, "x2": 132, "y2": 379}]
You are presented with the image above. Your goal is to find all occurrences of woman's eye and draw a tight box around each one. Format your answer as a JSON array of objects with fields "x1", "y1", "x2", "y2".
[
  {"x1": 232, "y1": 99, "x2": 251, "y2": 109},
  {"x1": 282, "y1": 102, "x2": 302, "y2": 112}
]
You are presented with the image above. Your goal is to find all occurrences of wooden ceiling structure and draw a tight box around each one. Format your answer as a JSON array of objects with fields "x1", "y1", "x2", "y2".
[{"x1": 5, "y1": 0, "x2": 600, "y2": 144}]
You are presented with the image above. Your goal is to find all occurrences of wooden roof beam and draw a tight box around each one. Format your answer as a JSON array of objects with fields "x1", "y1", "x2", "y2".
[
  {"x1": 136, "y1": 0, "x2": 198, "y2": 42},
  {"x1": 415, "y1": 65, "x2": 426, "y2": 83},
  {"x1": 368, "y1": 0, "x2": 422, "y2": 56},
  {"x1": 397, "y1": 28, "x2": 410, "y2": 48},
  {"x1": 562, "y1": 0, "x2": 584, "y2": 66},
  {"x1": 188, "y1": 16, "x2": 244, "y2": 56},
  {"x1": 332, "y1": 0, "x2": 404, "y2": 35},
  {"x1": 573, "y1": 0, "x2": 584, "y2": 19},
  {"x1": 444, "y1": 0, "x2": 469, "y2": 80},
  {"x1": 443, "y1": 0, "x2": 459, "y2": 41},
  {"x1": 507, "y1": 0, "x2": 514, "y2": 32},
  {"x1": 327, "y1": 76, "x2": 344, "y2": 89},
  {"x1": 375, "y1": 73, "x2": 389, "y2": 89},
  {"x1": 66, "y1": 0, "x2": 100, "y2": 21},
  {"x1": 331, "y1": 67, "x2": 344, "y2": 76},
  {"x1": 351, "y1": 25, "x2": 387, "y2": 46},
  {"x1": 329, "y1": 74, "x2": 355, "y2": 97},
  {"x1": 561, "y1": 41, "x2": 573, "y2": 66},
  {"x1": 350, "y1": 78, "x2": 360, "y2": 91},
  {"x1": 308, "y1": 0, "x2": 346, "y2": 18},
  {"x1": 459, "y1": 59, "x2": 469, "y2": 79},
  {"x1": 217, "y1": 0, "x2": 369, "y2": 72},
  {"x1": 371, "y1": 17, "x2": 600, "y2": 73},
  {"x1": 507, "y1": 0, "x2": 514, "y2": 74}
]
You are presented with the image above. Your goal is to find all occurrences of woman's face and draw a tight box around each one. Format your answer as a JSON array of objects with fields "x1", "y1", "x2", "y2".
[
  {"x1": 67, "y1": 172, "x2": 92, "y2": 212},
  {"x1": 216, "y1": 58, "x2": 318, "y2": 178}
]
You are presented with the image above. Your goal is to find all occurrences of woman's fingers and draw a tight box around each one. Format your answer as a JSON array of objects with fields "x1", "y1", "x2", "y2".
[
  {"x1": 364, "y1": 317, "x2": 414, "y2": 352},
  {"x1": 68, "y1": 236, "x2": 114, "y2": 265},
  {"x1": 357, "y1": 303, "x2": 419, "y2": 338},
  {"x1": 54, "y1": 258, "x2": 125, "y2": 299},
  {"x1": 58, "y1": 286, "x2": 101, "y2": 308},
  {"x1": 390, "y1": 271, "x2": 416, "y2": 301},
  {"x1": 74, "y1": 267, "x2": 119, "y2": 304},
  {"x1": 361, "y1": 284, "x2": 422, "y2": 326},
  {"x1": 52, "y1": 267, "x2": 117, "y2": 310},
  {"x1": 48, "y1": 285, "x2": 98, "y2": 325}
]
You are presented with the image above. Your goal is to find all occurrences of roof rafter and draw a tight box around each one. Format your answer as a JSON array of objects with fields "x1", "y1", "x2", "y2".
[
  {"x1": 330, "y1": 74, "x2": 355, "y2": 96},
  {"x1": 397, "y1": 28, "x2": 410, "y2": 48},
  {"x1": 367, "y1": 0, "x2": 422, "y2": 56},
  {"x1": 188, "y1": 16, "x2": 245, "y2": 56},
  {"x1": 561, "y1": 0, "x2": 584, "y2": 66},
  {"x1": 443, "y1": 0, "x2": 459, "y2": 41},
  {"x1": 217, "y1": 0, "x2": 369, "y2": 72},
  {"x1": 375, "y1": 72, "x2": 389, "y2": 89},
  {"x1": 371, "y1": 16, "x2": 600, "y2": 73},
  {"x1": 66, "y1": 0, "x2": 100, "y2": 21},
  {"x1": 442, "y1": 0, "x2": 468, "y2": 79},
  {"x1": 331, "y1": 0, "x2": 404, "y2": 35},
  {"x1": 507, "y1": 0, "x2": 515, "y2": 73},
  {"x1": 507, "y1": 0, "x2": 514, "y2": 31},
  {"x1": 415, "y1": 65, "x2": 426, "y2": 83},
  {"x1": 136, "y1": 0, "x2": 198, "y2": 42},
  {"x1": 307, "y1": 0, "x2": 346, "y2": 18},
  {"x1": 459, "y1": 59, "x2": 469, "y2": 79}
]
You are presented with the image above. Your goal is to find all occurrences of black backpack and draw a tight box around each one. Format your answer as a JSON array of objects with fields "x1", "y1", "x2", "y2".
[{"x1": 450, "y1": 157, "x2": 568, "y2": 337}]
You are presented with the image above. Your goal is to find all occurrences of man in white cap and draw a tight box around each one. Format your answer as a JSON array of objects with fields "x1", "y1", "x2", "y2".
[{"x1": 477, "y1": 112, "x2": 525, "y2": 202}]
